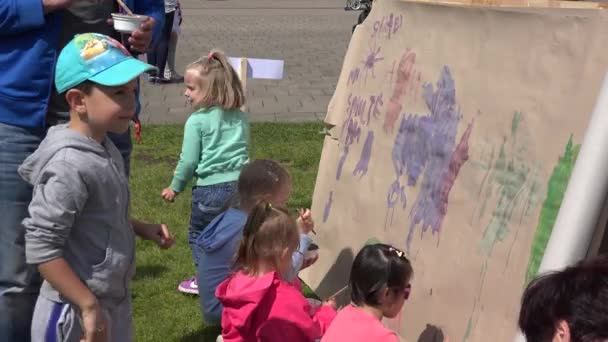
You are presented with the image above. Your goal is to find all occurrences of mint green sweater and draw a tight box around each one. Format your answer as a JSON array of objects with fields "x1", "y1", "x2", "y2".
[{"x1": 170, "y1": 107, "x2": 249, "y2": 192}]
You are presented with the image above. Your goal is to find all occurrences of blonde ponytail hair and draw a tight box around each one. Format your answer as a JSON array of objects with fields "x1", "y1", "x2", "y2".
[{"x1": 185, "y1": 50, "x2": 245, "y2": 110}]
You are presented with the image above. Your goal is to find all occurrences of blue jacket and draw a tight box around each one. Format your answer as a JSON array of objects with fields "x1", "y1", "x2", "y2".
[
  {"x1": 0, "y1": 0, "x2": 164, "y2": 129},
  {"x1": 196, "y1": 208, "x2": 312, "y2": 324}
]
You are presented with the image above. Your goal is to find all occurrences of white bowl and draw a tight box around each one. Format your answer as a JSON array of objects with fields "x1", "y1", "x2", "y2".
[{"x1": 111, "y1": 13, "x2": 147, "y2": 33}]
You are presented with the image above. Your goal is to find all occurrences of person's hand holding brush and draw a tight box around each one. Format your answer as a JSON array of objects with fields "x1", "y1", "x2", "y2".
[
  {"x1": 297, "y1": 208, "x2": 316, "y2": 235},
  {"x1": 323, "y1": 296, "x2": 337, "y2": 310}
]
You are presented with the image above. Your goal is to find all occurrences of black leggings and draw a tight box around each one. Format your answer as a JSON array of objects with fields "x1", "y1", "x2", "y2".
[{"x1": 147, "y1": 11, "x2": 175, "y2": 77}]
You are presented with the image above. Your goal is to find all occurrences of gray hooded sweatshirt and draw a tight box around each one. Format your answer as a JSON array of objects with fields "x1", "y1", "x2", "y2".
[{"x1": 19, "y1": 124, "x2": 135, "y2": 308}]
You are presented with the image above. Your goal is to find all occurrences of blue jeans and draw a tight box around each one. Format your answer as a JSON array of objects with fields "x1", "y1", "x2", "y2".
[
  {"x1": 0, "y1": 122, "x2": 45, "y2": 342},
  {"x1": 189, "y1": 182, "x2": 237, "y2": 267}
]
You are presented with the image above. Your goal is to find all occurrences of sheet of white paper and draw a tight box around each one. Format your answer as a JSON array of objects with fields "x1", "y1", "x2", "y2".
[{"x1": 228, "y1": 57, "x2": 284, "y2": 80}]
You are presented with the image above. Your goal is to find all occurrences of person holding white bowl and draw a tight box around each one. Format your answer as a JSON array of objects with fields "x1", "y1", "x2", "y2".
[{"x1": 0, "y1": 1, "x2": 164, "y2": 341}]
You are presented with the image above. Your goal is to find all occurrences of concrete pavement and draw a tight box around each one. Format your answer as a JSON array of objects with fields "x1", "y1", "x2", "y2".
[{"x1": 139, "y1": 0, "x2": 358, "y2": 124}]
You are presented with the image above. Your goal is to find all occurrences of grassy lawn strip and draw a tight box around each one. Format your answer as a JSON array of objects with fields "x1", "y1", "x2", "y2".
[{"x1": 130, "y1": 122, "x2": 324, "y2": 341}]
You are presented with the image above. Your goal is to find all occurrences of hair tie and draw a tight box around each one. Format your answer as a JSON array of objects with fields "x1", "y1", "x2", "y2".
[
  {"x1": 208, "y1": 52, "x2": 214, "y2": 60},
  {"x1": 389, "y1": 247, "x2": 405, "y2": 258}
]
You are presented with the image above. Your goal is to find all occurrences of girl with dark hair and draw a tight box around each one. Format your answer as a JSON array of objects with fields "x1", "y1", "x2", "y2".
[
  {"x1": 216, "y1": 202, "x2": 336, "y2": 341},
  {"x1": 322, "y1": 244, "x2": 413, "y2": 342}
]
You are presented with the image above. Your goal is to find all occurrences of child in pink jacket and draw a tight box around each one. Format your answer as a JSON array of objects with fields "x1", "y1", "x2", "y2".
[{"x1": 216, "y1": 202, "x2": 337, "y2": 341}]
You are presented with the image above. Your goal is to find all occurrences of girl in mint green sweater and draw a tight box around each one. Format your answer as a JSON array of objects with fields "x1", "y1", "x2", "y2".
[{"x1": 162, "y1": 50, "x2": 249, "y2": 295}]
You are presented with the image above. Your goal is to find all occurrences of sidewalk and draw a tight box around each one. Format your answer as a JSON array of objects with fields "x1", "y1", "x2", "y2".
[{"x1": 139, "y1": 0, "x2": 357, "y2": 124}]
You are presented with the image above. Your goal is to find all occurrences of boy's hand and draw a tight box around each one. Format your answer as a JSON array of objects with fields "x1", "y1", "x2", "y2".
[
  {"x1": 161, "y1": 188, "x2": 177, "y2": 202},
  {"x1": 139, "y1": 223, "x2": 174, "y2": 249},
  {"x1": 297, "y1": 209, "x2": 315, "y2": 235},
  {"x1": 80, "y1": 302, "x2": 108, "y2": 342}
]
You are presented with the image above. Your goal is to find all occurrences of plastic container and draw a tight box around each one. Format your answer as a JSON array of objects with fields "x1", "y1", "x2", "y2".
[
  {"x1": 111, "y1": 13, "x2": 147, "y2": 33},
  {"x1": 304, "y1": 243, "x2": 319, "y2": 263},
  {"x1": 306, "y1": 298, "x2": 322, "y2": 315}
]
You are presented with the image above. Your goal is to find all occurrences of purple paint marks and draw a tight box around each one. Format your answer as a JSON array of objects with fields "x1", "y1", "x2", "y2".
[
  {"x1": 323, "y1": 191, "x2": 334, "y2": 223},
  {"x1": 338, "y1": 92, "x2": 383, "y2": 180},
  {"x1": 361, "y1": 46, "x2": 384, "y2": 81},
  {"x1": 392, "y1": 114, "x2": 433, "y2": 187},
  {"x1": 347, "y1": 93, "x2": 367, "y2": 121},
  {"x1": 336, "y1": 114, "x2": 362, "y2": 180},
  {"x1": 366, "y1": 93, "x2": 384, "y2": 125},
  {"x1": 348, "y1": 67, "x2": 361, "y2": 86},
  {"x1": 385, "y1": 180, "x2": 407, "y2": 229},
  {"x1": 347, "y1": 92, "x2": 384, "y2": 126},
  {"x1": 386, "y1": 66, "x2": 474, "y2": 251},
  {"x1": 373, "y1": 13, "x2": 404, "y2": 40},
  {"x1": 353, "y1": 130, "x2": 374, "y2": 178}
]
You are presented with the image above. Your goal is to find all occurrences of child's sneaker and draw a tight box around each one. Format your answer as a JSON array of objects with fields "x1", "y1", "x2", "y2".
[{"x1": 178, "y1": 276, "x2": 199, "y2": 295}]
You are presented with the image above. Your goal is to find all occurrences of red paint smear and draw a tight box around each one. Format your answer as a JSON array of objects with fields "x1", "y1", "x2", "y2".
[
  {"x1": 438, "y1": 119, "x2": 475, "y2": 219},
  {"x1": 384, "y1": 50, "x2": 416, "y2": 133}
]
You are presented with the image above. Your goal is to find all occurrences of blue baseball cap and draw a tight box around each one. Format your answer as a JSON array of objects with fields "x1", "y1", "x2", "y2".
[{"x1": 55, "y1": 33, "x2": 156, "y2": 93}]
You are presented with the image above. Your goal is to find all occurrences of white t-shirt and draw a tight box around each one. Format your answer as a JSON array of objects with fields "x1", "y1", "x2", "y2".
[{"x1": 165, "y1": 0, "x2": 177, "y2": 13}]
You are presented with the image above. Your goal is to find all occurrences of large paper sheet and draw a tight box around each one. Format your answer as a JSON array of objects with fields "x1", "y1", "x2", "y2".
[{"x1": 301, "y1": 0, "x2": 608, "y2": 341}]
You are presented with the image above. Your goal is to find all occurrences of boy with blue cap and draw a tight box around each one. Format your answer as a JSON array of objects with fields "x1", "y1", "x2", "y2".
[{"x1": 19, "y1": 33, "x2": 174, "y2": 342}]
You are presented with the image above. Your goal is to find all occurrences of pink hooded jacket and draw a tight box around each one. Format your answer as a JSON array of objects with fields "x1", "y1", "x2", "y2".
[{"x1": 216, "y1": 271, "x2": 337, "y2": 341}]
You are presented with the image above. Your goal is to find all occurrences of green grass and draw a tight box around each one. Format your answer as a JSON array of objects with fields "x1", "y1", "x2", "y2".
[{"x1": 130, "y1": 122, "x2": 324, "y2": 341}]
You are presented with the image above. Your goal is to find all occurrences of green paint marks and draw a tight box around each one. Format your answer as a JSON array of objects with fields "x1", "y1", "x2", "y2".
[
  {"x1": 525, "y1": 136, "x2": 580, "y2": 283},
  {"x1": 478, "y1": 112, "x2": 541, "y2": 256},
  {"x1": 462, "y1": 317, "x2": 473, "y2": 342},
  {"x1": 511, "y1": 111, "x2": 523, "y2": 137}
]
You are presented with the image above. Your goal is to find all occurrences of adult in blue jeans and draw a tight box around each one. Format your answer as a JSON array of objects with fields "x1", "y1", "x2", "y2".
[{"x1": 0, "y1": 1, "x2": 164, "y2": 341}]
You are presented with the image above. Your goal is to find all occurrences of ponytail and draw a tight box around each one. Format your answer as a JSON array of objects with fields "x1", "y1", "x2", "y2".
[
  {"x1": 233, "y1": 202, "x2": 299, "y2": 275},
  {"x1": 233, "y1": 201, "x2": 272, "y2": 272}
]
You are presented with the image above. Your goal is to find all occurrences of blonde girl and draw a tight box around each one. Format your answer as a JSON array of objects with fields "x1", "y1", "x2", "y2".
[{"x1": 162, "y1": 50, "x2": 249, "y2": 295}]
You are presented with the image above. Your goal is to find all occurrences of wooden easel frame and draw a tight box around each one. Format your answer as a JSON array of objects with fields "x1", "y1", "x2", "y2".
[
  {"x1": 239, "y1": 58, "x2": 248, "y2": 112},
  {"x1": 401, "y1": 0, "x2": 608, "y2": 9}
]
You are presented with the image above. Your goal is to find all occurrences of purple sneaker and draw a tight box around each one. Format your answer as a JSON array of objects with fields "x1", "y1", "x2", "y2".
[{"x1": 178, "y1": 276, "x2": 199, "y2": 295}]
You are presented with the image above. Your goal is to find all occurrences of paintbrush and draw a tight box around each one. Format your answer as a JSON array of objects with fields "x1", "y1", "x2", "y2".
[
  {"x1": 322, "y1": 239, "x2": 381, "y2": 302},
  {"x1": 298, "y1": 208, "x2": 316, "y2": 235},
  {"x1": 116, "y1": 0, "x2": 134, "y2": 15},
  {"x1": 328, "y1": 284, "x2": 349, "y2": 299}
]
